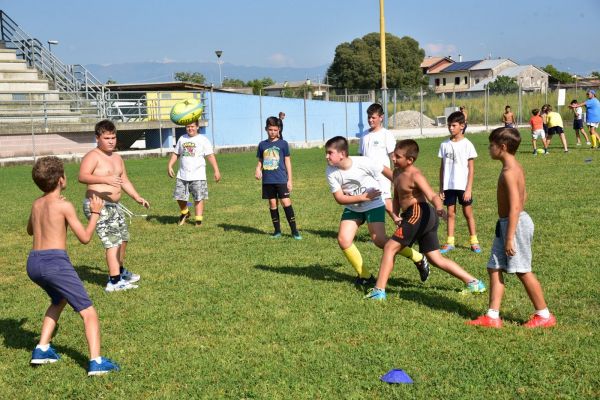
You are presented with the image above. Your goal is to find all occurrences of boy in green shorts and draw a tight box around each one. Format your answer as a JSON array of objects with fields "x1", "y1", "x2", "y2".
[{"x1": 325, "y1": 136, "x2": 428, "y2": 286}]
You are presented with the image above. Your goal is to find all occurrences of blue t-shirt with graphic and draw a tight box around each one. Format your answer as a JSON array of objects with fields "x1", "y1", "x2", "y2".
[{"x1": 257, "y1": 139, "x2": 290, "y2": 184}]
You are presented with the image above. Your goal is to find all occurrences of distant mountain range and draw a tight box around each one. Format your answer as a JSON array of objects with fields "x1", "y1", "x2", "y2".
[
  {"x1": 85, "y1": 61, "x2": 330, "y2": 85},
  {"x1": 85, "y1": 57, "x2": 598, "y2": 85}
]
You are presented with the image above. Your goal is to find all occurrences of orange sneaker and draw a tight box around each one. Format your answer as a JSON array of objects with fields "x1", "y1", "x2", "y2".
[
  {"x1": 523, "y1": 314, "x2": 556, "y2": 329},
  {"x1": 465, "y1": 315, "x2": 502, "y2": 328}
]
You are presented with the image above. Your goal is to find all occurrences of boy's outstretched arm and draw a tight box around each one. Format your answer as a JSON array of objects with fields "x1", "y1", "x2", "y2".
[
  {"x1": 64, "y1": 194, "x2": 103, "y2": 244},
  {"x1": 167, "y1": 152, "x2": 179, "y2": 178},
  {"x1": 206, "y1": 154, "x2": 221, "y2": 182},
  {"x1": 331, "y1": 188, "x2": 381, "y2": 206}
]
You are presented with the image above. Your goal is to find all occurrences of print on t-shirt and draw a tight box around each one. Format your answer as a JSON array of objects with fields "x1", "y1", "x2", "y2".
[
  {"x1": 262, "y1": 146, "x2": 281, "y2": 171},
  {"x1": 182, "y1": 141, "x2": 197, "y2": 157}
]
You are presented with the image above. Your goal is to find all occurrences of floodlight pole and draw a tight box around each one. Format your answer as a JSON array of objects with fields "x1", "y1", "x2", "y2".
[
  {"x1": 379, "y1": 0, "x2": 388, "y2": 127},
  {"x1": 215, "y1": 50, "x2": 223, "y2": 87}
]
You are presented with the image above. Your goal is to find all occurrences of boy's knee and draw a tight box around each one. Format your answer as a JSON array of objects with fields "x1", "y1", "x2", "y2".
[{"x1": 79, "y1": 305, "x2": 98, "y2": 320}]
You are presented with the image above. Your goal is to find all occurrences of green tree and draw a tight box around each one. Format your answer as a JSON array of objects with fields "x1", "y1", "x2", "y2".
[
  {"x1": 247, "y1": 77, "x2": 275, "y2": 95},
  {"x1": 327, "y1": 32, "x2": 426, "y2": 89},
  {"x1": 542, "y1": 65, "x2": 575, "y2": 83},
  {"x1": 222, "y1": 78, "x2": 245, "y2": 87},
  {"x1": 174, "y1": 72, "x2": 206, "y2": 84},
  {"x1": 487, "y1": 75, "x2": 519, "y2": 94},
  {"x1": 591, "y1": 71, "x2": 600, "y2": 79}
]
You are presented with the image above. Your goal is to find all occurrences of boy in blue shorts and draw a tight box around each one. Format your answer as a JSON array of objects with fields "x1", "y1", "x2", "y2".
[
  {"x1": 325, "y1": 136, "x2": 428, "y2": 287},
  {"x1": 365, "y1": 140, "x2": 486, "y2": 300},
  {"x1": 467, "y1": 128, "x2": 556, "y2": 328},
  {"x1": 27, "y1": 156, "x2": 120, "y2": 375}
]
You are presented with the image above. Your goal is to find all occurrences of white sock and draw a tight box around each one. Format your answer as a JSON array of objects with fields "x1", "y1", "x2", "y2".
[
  {"x1": 535, "y1": 308, "x2": 550, "y2": 318},
  {"x1": 36, "y1": 343, "x2": 50, "y2": 351},
  {"x1": 91, "y1": 356, "x2": 102, "y2": 363},
  {"x1": 486, "y1": 309, "x2": 500, "y2": 319}
]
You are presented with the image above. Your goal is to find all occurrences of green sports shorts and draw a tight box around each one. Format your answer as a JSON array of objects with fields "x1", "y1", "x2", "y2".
[{"x1": 341, "y1": 206, "x2": 386, "y2": 224}]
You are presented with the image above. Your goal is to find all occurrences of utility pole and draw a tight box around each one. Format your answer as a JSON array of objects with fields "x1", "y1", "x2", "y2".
[{"x1": 379, "y1": 0, "x2": 388, "y2": 127}]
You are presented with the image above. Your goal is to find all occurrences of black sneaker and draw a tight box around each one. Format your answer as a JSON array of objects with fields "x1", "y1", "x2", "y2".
[
  {"x1": 178, "y1": 213, "x2": 189, "y2": 226},
  {"x1": 354, "y1": 275, "x2": 376, "y2": 286},
  {"x1": 415, "y1": 256, "x2": 430, "y2": 282}
]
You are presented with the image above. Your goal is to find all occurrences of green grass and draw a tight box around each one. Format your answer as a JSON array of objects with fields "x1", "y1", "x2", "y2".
[{"x1": 0, "y1": 133, "x2": 599, "y2": 399}]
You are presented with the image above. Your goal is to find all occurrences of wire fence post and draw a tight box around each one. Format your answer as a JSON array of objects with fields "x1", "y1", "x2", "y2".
[
  {"x1": 30, "y1": 94, "x2": 36, "y2": 161},
  {"x1": 344, "y1": 88, "x2": 348, "y2": 139},
  {"x1": 259, "y1": 88, "x2": 263, "y2": 141},
  {"x1": 210, "y1": 86, "x2": 215, "y2": 145},
  {"x1": 157, "y1": 93, "x2": 163, "y2": 156},
  {"x1": 420, "y1": 86, "x2": 424, "y2": 136},
  {"x1": 393, "y1": 89, "x2": 397, "y2": 129},
  {"x1": 303, "y1": 89, "x2": 308, "y2": 143}
]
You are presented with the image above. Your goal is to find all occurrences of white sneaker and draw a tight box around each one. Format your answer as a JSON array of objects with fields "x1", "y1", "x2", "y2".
[{"x1": 105, "y1": 279, "x2": 138, "y2": 292}]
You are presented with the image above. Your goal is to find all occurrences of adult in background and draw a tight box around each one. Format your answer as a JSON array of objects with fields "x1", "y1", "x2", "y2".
[
  {"x1": 570, "y1": 90, "x2": 600, "y2": 148},
  {"x1": 278, "y1": 111, "x2": 286, "y2": 138}
]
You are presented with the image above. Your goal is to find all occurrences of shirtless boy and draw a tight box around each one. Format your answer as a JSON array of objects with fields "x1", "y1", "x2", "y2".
[
  {"x1": 79, "y1": 120, "x2": 149, "y2": 292},
  {"x1": 365, "y1": 139, "x2": 486, "y2": 300}
]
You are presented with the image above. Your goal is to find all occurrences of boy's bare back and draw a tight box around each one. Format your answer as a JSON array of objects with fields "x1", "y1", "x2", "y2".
[
  {"x1": 496, "y1": 158, "x2": 526, "y2": 218},
  {"x1": 28, "y1": 193, "x2": 103, "y2": 250},
  {"x1": 79, "y1": 148, "x2": 125, "y2": 203}
]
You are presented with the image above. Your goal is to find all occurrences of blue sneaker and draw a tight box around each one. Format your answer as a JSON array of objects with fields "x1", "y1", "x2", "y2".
[
  {"x1": 364, "y1": 287, "x2": 386, "y2": 300},
  {"x1": 270, "y1": 232, "x2": 282, "y2": 239},
  {"x1": 120, "y1": 268, "x2": 140, "y2": 283},
  {"x1": 88, "y1": 357, "x2": 121, "y2": 376},
  {"x1": 30, "y1": 345, "x2": 60, "y2": 364},
  {"x1": 293, "y1": 233, "x2": 303, "y2": 240},
  {"x1": 440, "y1": 244, "x2": 455, "y2": 254},
  {"x1": 461, "y1": 279, "x2": 487, "y2": 295}
]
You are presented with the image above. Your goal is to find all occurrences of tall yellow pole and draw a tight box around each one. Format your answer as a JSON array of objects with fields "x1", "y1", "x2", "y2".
[{"x1": 379, "y1": 0, "x2": 388, "y2": 126}]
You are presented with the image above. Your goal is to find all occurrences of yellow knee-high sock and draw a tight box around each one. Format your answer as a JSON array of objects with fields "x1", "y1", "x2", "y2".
[
  {"x1": 470, "y1": 235, "x2": 479, "y2": 245},
  {"x1": 399, "y1": 247, "x2": 423, "y2": 263},
  {"x1": 342, "y1": 244, "x2": 370, "y2": 278},
  {"x1": 592, "y1": 134, "x2": 598, "y2": 148}
]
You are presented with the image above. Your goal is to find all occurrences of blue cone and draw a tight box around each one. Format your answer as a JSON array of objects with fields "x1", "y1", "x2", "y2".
[{"x1": 380, "y1": 369, "x2": 413, "y2": 384}]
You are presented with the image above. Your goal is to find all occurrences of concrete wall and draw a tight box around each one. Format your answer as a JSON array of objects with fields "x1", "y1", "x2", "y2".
[
  {"x1": 207, "y1": 91, "x2": 370, "y2": 147},
  {"x1": 0, "y1": 131, "x2": 95, "y2": 158}
]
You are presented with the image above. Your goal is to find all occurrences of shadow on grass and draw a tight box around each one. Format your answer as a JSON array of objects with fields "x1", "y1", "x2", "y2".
[
  {"x1": 255, "y1": 263, "x2": 422, "y2": 290},
  {"x1": 301, "y1": 228, "x2": 374, "y2": 243},
  {"x1": 145, "y1": 214, "x2": 179, "y2": 225},
  {"x1": 73, "y1": 265, "x2": 107, "y2": 287},
  {"x1": 218, "y1": 223, "x2": 267, "y2": 235},
  {"x1": 0, "y1": 318, "x2": 88, "y2": 370},
  {"x1": 396, "y1": 288, "x2": 480, "y2": 318}
]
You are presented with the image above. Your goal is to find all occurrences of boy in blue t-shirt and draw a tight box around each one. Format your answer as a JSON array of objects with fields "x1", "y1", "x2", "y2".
[{"x1": 255, "y1": 116, "x2": 301, "y2": 239}]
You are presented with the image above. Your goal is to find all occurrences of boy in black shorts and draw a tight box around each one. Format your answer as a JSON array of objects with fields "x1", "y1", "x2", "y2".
[
  {"x1": 365, "y1": 140, "x2": 486, "y2": 300},
  {"x1": 27, "y1": 156, "x2": 120, "y2": 375}
]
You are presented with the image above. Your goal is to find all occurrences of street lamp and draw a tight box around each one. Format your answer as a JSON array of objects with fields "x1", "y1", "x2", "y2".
[
  {"x1": 215, "y1": 50, "x2": 223, "y2": 87},
  {"x1": 47, "y1": 40, "x2": 58, "y2": 53}
]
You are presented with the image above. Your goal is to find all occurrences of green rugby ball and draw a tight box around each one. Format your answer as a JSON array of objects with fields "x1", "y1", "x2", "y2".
[{"x1": 170, "y1": 98, "x2": 203, "y2": 125}]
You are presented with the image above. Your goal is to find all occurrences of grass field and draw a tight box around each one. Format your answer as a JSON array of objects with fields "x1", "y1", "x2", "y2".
[{"x1": 0, "y1": 132, "x2": 599, "y2": 399}]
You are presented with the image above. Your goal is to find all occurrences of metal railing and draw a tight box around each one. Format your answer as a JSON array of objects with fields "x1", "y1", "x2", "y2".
[
  {"x1": 0, "y1": 10, "x2": 103, "y2": 97},
  {"x1": 0, "y1": 90, "x2": 207, "y2": 128}
]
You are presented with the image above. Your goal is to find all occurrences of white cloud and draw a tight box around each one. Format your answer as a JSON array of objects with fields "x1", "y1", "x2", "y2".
[
  {"x1": 424, "y1": 43, "x2": 457, "y2": 57},
  {"x1": 267, "y1": 53, "x2": 295, "y2": 67}
]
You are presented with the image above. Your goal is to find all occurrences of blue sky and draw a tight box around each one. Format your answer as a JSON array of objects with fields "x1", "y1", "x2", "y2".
[{"x1": 0, "y1": 0, "x2": 597, "y2": 71}]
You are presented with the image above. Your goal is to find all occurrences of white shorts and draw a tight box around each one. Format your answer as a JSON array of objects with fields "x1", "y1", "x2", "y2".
[
  {"x1": 587, "y1": 122, "x2": 599, "y2": 129},
  {"x1": 532, "y1": 129, "x2": 545, "y2": 140}
]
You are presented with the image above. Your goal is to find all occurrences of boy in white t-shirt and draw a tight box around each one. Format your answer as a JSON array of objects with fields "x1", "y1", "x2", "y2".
[
  {"x1": 325, "y1": 136, "x2": 429, "y2": 288},
  {"x1": 167, "y1": 120, "x2": 221, "y2": 226},
  {"x1": 438, "y1": 111, "x2": 481, "y2": 254},
  {"x1": 358, "y1": 103, "x2": 397, "y2": 221}
]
